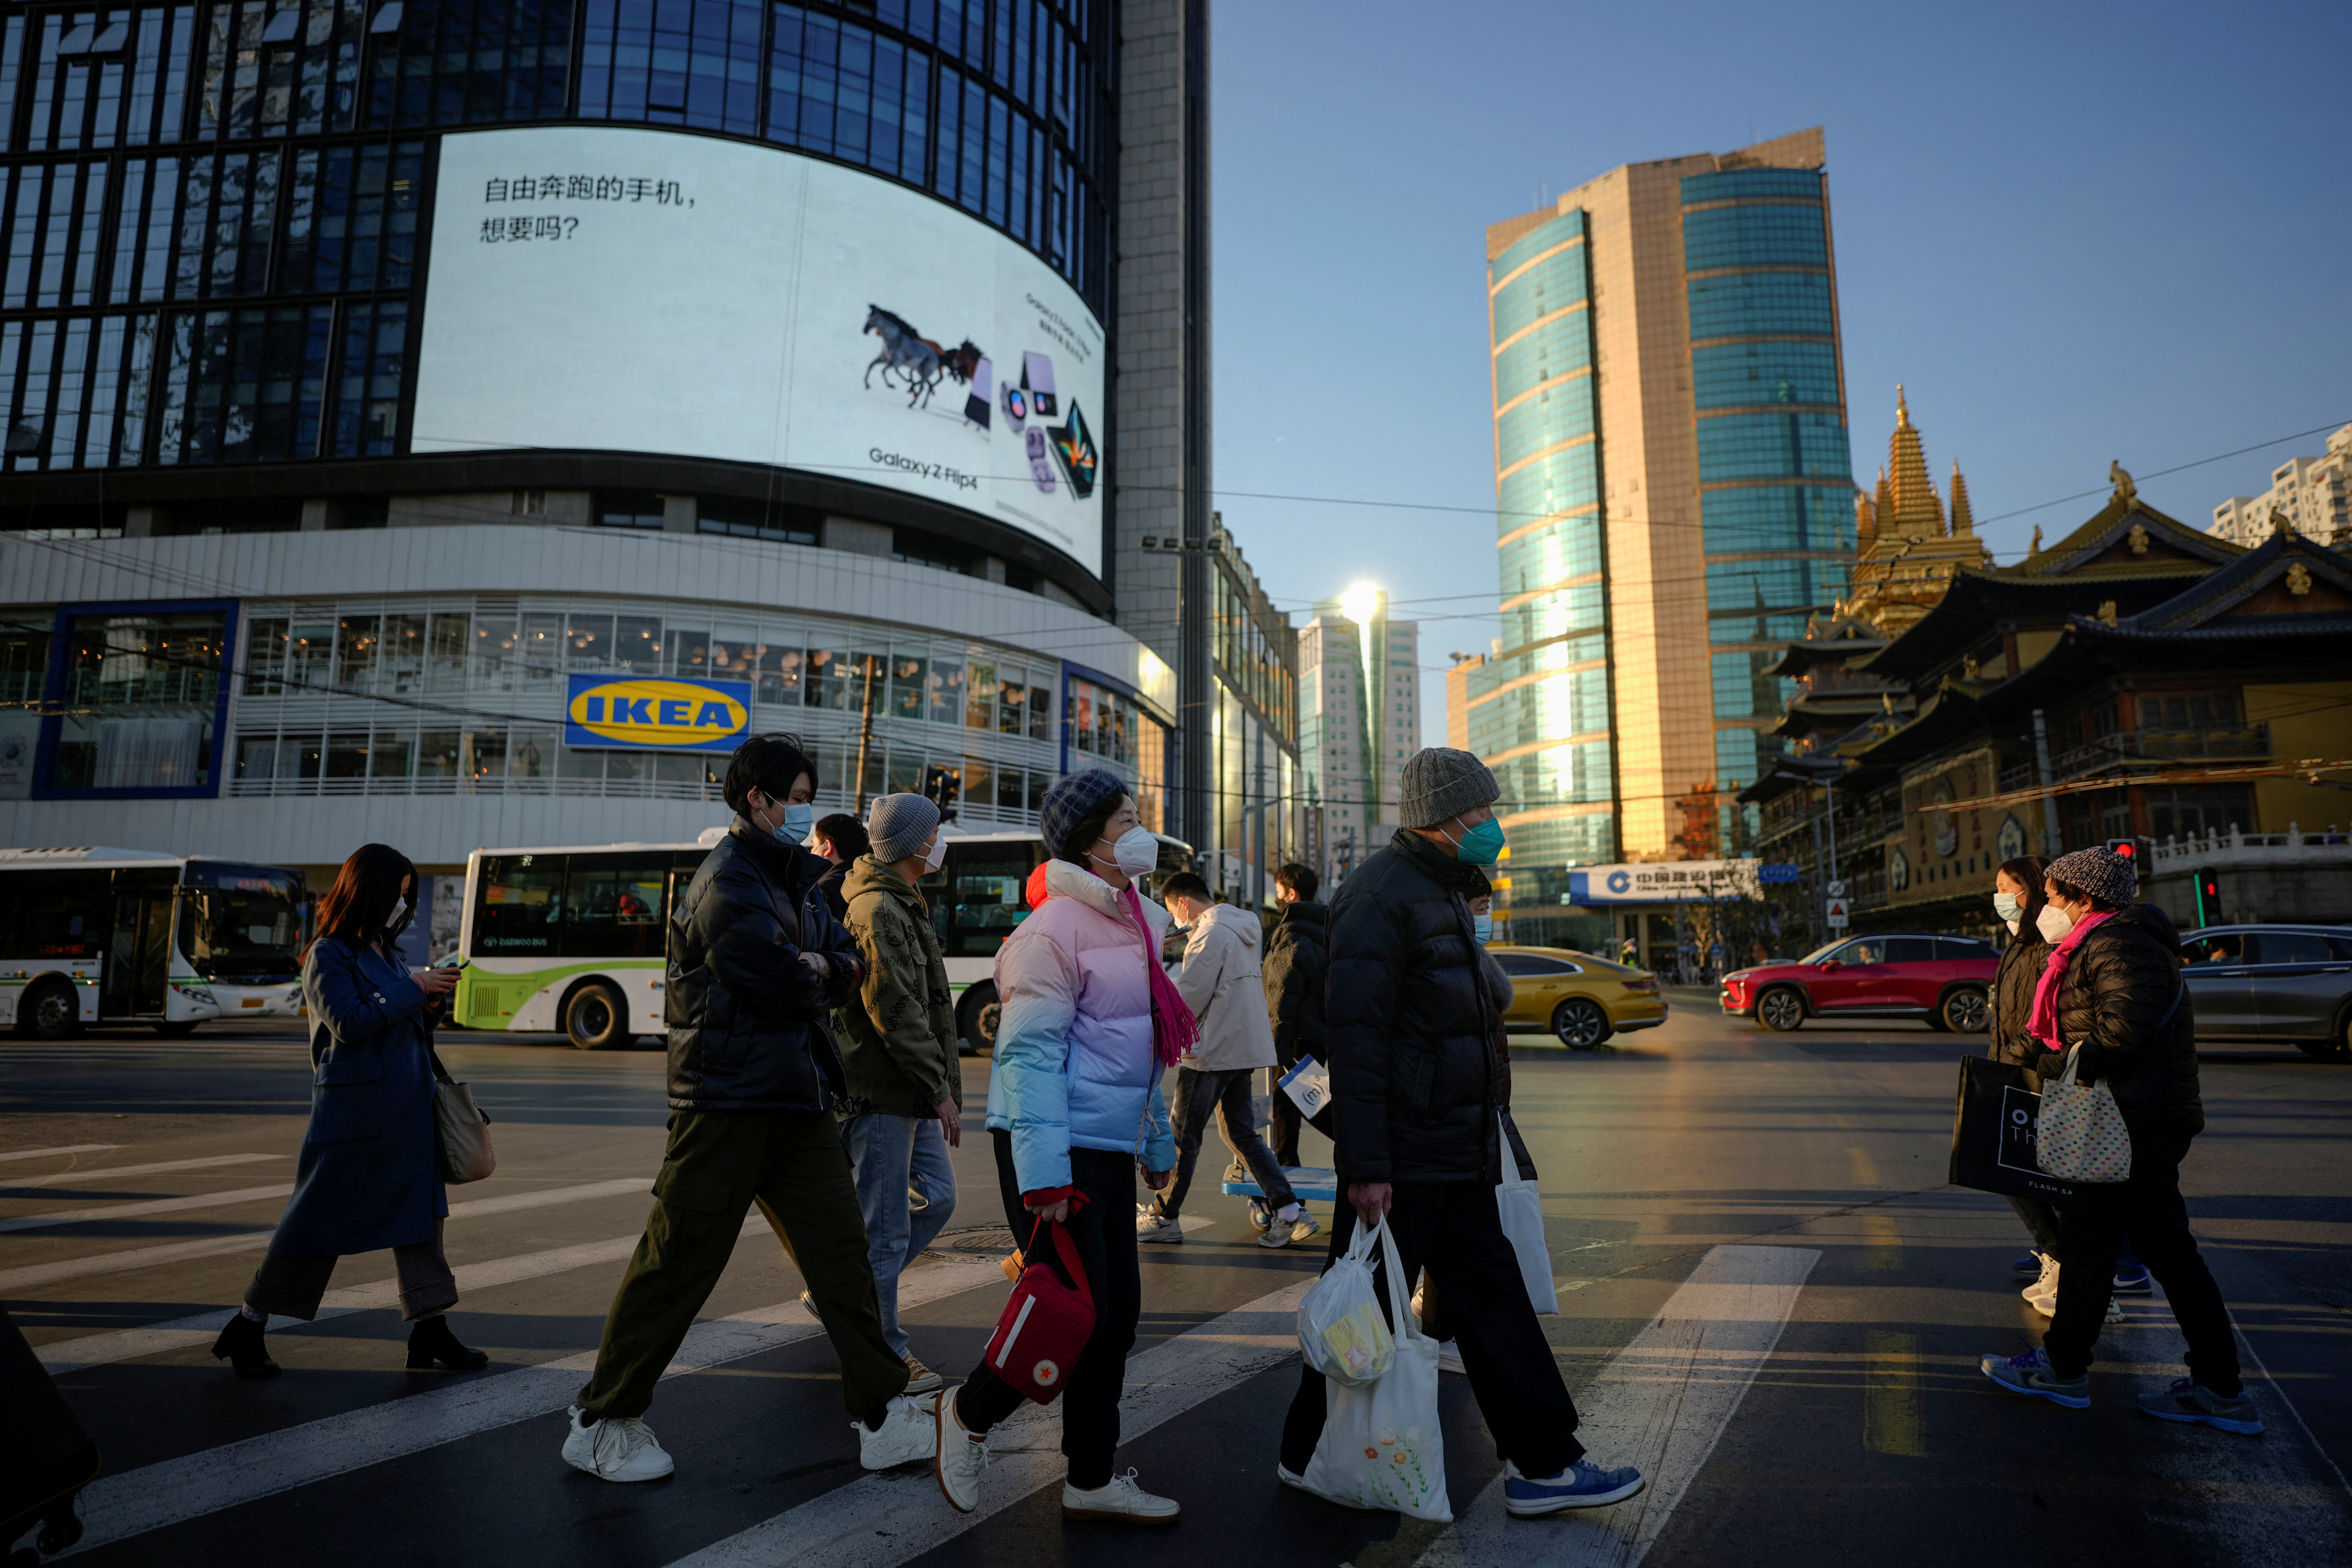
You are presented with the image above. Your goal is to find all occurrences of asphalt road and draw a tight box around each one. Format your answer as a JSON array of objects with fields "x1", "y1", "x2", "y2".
[{"x1": 5, "y1": 998, "x2": 2348, "y2": 1566}]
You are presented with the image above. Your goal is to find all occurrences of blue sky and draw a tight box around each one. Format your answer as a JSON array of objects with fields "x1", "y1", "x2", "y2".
[{"x1": 1208, "y1": 0, "x2": 2352, "y2": 741}]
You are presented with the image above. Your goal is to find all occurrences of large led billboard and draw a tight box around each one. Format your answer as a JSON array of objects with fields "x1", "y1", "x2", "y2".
[{"x1": 412, "y1": 126, "x2": 1107, "y2": 578}]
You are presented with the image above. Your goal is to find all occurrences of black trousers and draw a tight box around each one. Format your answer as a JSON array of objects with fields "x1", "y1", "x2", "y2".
[
  {"x1": 1152, "y1": 1065, "x2": 1297, "y2": 1216},
  {"x1": 1279, "y1": 1176, "x2": 1581, "y2": 1478},
  {"x1": 954, "y1": 1133, "x2": 1140, "y2": 1490},
  {"x1": 2042, "y1": 1125, "x2": 2241, "y2": 1393},
  {"x1": 246, "y1": 1218, "x2": 456, "y2": 1322}
]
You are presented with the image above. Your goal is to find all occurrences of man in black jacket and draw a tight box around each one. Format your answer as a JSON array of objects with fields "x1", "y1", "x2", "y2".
[
  {"x1": 1262, "y1": 862, "x2": 1328, "y2": 1170},
  {"x1": 1276, "y1": 749, "x2": 1645, "y2": 1517},
  {"x1": 1979, "y1": 846, "x2": 2259, "y2": 1435},
  {"x1": 565, "y1": 735, "x2": 940, "y2": 1484}
]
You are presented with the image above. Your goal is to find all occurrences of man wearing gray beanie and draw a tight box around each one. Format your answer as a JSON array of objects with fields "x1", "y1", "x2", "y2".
[
  {"x1": 833, "y1": 792, "x2": 962, "y2": 1394},
  {"x1": 1278, "y1": 747, "x2": 1646, "y2": 1513}
]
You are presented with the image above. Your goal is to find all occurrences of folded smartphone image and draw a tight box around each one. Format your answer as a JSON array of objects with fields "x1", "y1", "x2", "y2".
[
  {"x1": 963, "y1": 356, "x2": 993, "y2": 429},
  {"x1": 1024, "y1": 351, "x2": 1058, "y2": 418},
  {"x1": 1046, "y1": 401, "x2": 1096, "y2": 499}
]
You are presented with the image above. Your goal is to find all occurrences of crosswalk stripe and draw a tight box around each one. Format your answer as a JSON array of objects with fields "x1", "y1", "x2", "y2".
[
  {"x1": 38, "y1": 1214, "x2": 771, "y2": 1373},
  {"x1": 660, "y1": 1276, "x2": 1316, "y2": 1568},
  {"x1": 0, "y1": 1143, "x2": 123, "y2": 1163},
  {"x1": 0, "y1": 1177, "x2": 656, "y2": 1293},
  {"x1": 5, "y1": 1153, "x2": 286, "y2": 1191},
  {"x1": 1414, "y1": 1243, "x2": 1820, "y2": 1568},
  {"x1": 55, "y1": 1253, "x2": 1010, "y2": 1558},
  {"x1": 0, "y1": 1183, "x2": 296, "y2": 1235}
]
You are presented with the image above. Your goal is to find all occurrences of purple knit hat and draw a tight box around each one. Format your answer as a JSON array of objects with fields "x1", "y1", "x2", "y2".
[{"x1": 1038, "y1": 767, "x2": 1129, "y2": 860}]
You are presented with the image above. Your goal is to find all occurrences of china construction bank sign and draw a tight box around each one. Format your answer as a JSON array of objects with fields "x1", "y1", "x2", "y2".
[
  {"x1": 564, "y1": 675, "x2": 752, "y2": 752},
  {"x1": 1566, "y1": 860, "x2": 1781, "y2": 903}
]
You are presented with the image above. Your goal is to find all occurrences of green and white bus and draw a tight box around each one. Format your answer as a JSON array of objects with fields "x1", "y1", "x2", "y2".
[
  {"x1": 452, "y1": 828, "x2": 1193, "y2": 1052},
  {"x1": 0, "y1": 847, "x2": 310, "y2": 1037}
]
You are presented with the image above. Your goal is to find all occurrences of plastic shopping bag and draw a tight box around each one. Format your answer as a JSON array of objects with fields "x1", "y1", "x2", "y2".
[
  {"x1": 1279, "y1": 1054, "x2": 1332, "y2": 1119},
  {"x1": 1300, "y1": 1218, "x2": 1452, "y2": 1522},
  {"x1": 1296, "y1": 1215, "x2": 1394, "y2": 1388},
  {"x1": 1494, "y1": 1115, "x2": 1556, "y2": 1314}
]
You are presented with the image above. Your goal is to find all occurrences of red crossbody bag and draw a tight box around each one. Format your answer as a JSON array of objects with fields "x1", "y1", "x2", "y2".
[{"x1": 983, "y1": 1216, "x2": 1096, "y2": 1405}]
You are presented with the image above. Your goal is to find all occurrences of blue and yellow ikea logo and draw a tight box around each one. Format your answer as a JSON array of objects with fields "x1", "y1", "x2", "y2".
[{"x1": 564, "y1": 674, "x2": 752, "y2": 753}]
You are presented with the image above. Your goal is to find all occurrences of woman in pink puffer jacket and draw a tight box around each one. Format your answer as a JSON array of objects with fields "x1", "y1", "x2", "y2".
[{"x1": 933, "y1": 769, "x2": 1183, "y2": 1526}]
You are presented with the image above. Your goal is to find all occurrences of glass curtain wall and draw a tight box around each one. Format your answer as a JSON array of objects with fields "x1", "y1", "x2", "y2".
[
  {"x1": 1474, "y1": 208, "x2": 1616, "y2": 926},
  {"x1": 1681, "y1": 168, "x2": 1854, "y2": 826}
]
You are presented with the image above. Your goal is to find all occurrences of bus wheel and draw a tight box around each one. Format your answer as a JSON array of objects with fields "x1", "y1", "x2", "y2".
[
  {"x1": 955, "y1": 982, "x2": 999, "y2": 1057},
  {"x1": 564, "y1": 981, "x2": 632, "y2": 1051},
  {"x1": 153, "y1": 1020, "x2": 201, "y2": 1037},
  {"x1": 20, "y1": 980, "x2": 79, "y2": 1040}
]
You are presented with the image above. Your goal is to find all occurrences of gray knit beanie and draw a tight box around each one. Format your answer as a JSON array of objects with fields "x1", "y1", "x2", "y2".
[
  {"x1": 1398, "y1": 747, "x2": 1500, "y2": 829},
  {"x1": 866, "y1": 793, "x2": 941, "y2": 863},
  {"x1": 2046, "y1": 846, "x2": 2137, "y2": 907}
]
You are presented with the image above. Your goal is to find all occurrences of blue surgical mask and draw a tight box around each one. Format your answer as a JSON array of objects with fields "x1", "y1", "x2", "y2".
[
  {"x1": 1449, "y1": 817, "x2": 1506, "y2": 866},
  {"x1": 1993, "y1": 891, "x2": 2022, "y2": 924},
  {"x1": 1472, "y1": 913, "x2": 1494, "y2": 944},
  {"x1": 769, "y1": 800, "x2": 813, "y2": 843}
]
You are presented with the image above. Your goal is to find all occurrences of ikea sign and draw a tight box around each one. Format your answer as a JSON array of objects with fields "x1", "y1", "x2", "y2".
[{"x1": 564, "y1": 674, "x2": 752, "y2": 753}]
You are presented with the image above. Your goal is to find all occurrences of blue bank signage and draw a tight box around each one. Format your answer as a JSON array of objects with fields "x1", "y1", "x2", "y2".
[
  {"x1": 1566, "y1": 859, "x2": 1764, "y2": 904},
  {"x1": 564, "y1": 674, "x2": 752, "y2": 752}
]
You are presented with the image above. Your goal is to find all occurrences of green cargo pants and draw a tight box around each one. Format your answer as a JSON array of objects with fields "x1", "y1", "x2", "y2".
[{"x1": 576, "y1": 1107, "x2": 910, "y2": 1428}]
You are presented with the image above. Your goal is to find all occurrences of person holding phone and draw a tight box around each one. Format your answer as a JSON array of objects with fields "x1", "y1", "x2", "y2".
[{"x1": 215, "y1": 844, "x2": 480, "y2": 1379}]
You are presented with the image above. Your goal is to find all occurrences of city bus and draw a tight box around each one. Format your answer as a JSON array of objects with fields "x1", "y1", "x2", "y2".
[
  {"x1": 452, "y1": 827, "x2": 1194, "y2": 1052},
  {"x1": 0, "y1": 847, "x2": 310, "y2": 1037}
]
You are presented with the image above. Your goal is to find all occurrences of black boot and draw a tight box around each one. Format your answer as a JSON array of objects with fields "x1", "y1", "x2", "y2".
[
  {"x1": 406, "y1": 1315, "x2": 489, "y2": 1370},
  {"x1": 212, "y1": 1311, "x2": 280, "y2": 1379}
]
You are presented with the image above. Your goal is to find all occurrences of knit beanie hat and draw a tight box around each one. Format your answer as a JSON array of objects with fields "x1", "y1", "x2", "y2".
[
  {"x1": 1398, "y1": 747, "x2": 1500, "y2": 829},
  {"x1": 1039, "y1": 767, "x2": 1128, "y2": 859},
  {"x1": 866, "y1": 793, "x2": 941, "y2": 863},
  {"x1": 2046, "y1": 846, "x2": 2137, "y2": 907}
]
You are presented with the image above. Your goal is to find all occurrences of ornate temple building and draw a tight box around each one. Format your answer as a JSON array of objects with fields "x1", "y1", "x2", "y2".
[{"x1": 1843, "y1": 388, "x2": 1993, "y2": 636}]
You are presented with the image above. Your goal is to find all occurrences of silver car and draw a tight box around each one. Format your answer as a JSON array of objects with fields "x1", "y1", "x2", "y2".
[{"x1": 2179, "y1": 925, "x2": 2352, "y2": 1060}]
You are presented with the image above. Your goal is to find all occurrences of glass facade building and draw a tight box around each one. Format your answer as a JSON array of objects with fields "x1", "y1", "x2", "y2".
[
  {"x1": 1472, "y1": 128, "x2": 1854, "y2": 940},
  {"x1": 0, "y1": 0, "x2": 1191, "y2": 903}
]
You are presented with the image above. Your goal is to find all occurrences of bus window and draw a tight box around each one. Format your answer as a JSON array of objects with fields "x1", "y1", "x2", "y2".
[
  {"x1": 939, "y1": 844, "x2": 1037, "y2": 959},
  {"x1": 475, "y1": 853, "x2": 564, "y2": 954},
  {"x1": 565, "y1": 854, "x2": 670, "y2": 958},
  {"x1": 178, "y1": 863, "x2": 305, "y2": 981},
  {"x1": 5, "y1": 871, "x2": 105, "y2": 960}
]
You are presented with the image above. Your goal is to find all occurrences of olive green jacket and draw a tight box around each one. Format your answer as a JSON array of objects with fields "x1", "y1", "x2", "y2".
[{"x1": 834, "y1": 855, "x2": 962, "y2": 1119}]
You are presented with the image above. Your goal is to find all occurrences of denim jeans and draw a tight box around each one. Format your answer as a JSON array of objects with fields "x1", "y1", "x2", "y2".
[{"x1": 842, "y1": 1112, "x2": 959, "y2": 1357}]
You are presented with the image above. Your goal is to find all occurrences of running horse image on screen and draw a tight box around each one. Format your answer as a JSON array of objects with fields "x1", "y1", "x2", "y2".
[{"x1": 861, "y1": 305, "x2": 985, "y2": 412}]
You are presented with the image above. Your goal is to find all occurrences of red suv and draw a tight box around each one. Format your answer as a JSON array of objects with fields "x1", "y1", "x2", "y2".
[{"x1": 1720, "y1": 934, "x2": 1999, "y2": 1033}]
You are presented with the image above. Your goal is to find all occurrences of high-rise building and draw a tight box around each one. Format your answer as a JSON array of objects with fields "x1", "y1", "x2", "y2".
[
  {"x1": 1204, "y1": 525, "x2": 1298, "y2": 907},
  {"x1": 1470, "y1": 126, "x2": 1855, "y2": 937},
  {"x1": 2210, "y1": 423, "x2": 2352, "y2": 547},
  {"x1": 0, "y1": 1, "x2": 1219, "y2": 920},
  {"x1": 1298, "y1": 587, "x2": 1416, "y2": 885}
]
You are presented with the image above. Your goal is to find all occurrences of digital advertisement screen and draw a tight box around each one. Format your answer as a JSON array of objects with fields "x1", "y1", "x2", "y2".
[{"x1": 412, "y1": 126, "x2": 1107, "y2": 578}]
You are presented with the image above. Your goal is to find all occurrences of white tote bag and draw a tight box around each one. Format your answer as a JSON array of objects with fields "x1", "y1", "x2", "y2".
[
  {"x1": 1300, "y1": 1218, "x2": 1453, "y2": 1523},
  {"x1": 1494, "y1": 1115, "x2": 1557, "y2": 1314},
  {"x1": 2035, "y1": 1045, "x2": 2132, "y2": 1184}
]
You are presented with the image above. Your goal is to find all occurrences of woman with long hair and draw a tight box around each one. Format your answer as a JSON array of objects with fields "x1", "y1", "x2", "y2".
[
  {"x1": 933, "y1": 768, "x2": 1184, "y2": 1524},
  {"x1": 1987, "y1": 854, "x2": 2057, "y2": 1285},
  {"x1": 213, "y1": 844, "x2": 474, "y2": 1378}
]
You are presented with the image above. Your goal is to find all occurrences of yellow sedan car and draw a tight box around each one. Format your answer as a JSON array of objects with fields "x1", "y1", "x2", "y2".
[{"x1": 1489, "y1": 946, "x2": 1668, "y2": 1049}]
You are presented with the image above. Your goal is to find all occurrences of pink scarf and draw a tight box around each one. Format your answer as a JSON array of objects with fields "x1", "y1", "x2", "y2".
[
  {"x1": 2026, "y1": 909, "x2": 2114, "y2": 1052},
  {"x1": 1123, "y1": 884, "x2": 1198, "y2": 1068}
]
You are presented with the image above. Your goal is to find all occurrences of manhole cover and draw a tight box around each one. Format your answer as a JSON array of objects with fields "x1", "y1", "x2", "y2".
[{"x1": 923, "y1": 1224, "x2": 1018, "y2": 1259}]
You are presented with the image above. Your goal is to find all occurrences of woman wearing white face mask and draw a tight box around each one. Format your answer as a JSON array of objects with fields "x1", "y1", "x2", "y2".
[
  {"x1": 934, "y1": 768, "x2": 1185, "y2": 1523},
  {"x1": 216, "y1": 843, "x2": 473, "y2": 1379},
  {"x1": 1986, "y1": 856, "x2": 2062, "y2": 1289}
]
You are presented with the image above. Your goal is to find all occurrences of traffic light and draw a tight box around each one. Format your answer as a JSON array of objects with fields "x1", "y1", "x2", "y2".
[
  {"x1": 923, "y1": 765, "x2": 961, "y2": 821},
  {"x1": 2193, "y1": 865, "x2": 2222, "y2": 927},
  {"x1": 2104, "y1": 836, "x2": 2153, "y2": 863}
]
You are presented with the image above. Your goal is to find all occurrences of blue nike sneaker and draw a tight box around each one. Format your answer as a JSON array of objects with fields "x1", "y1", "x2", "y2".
[
  {"x1": 1980, "y1": 1345, "x2": 2089, "y2": 1409},
  {"x1": 2112, "y1": 1263, "x2": 2153, "y2": 1295},
  {"x1": 1503, "y1": 1459, "x2": 1647, "y2": 1515},
  {"x1": 2011, "y1": 1251, "x2": 2046, "y2": 1279},
  {"x1": 2137, "y1": 1377, "x2": 2263, "y2": 1435}
]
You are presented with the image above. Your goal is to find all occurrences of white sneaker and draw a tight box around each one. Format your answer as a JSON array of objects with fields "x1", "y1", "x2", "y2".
[
  {"x1": 857, "y1": 1392, "x2": 938, "y2": 1471},
  {"x1": 2023, "y1": 1256, "x2": 2060, "y2": 1317},
  {"x1": 1436, "y1": 1340, "x2": 1467, "y2": 1376},
  {"x1": 1136, "y1": 1207, "x2": 1184, "y2": 1243},
  {"x1": 935, "y1": 1387, "x2": 989, "y2": 1512},
  {"x1": 561, "y1": 1406, "x2": 675, "y2": 1482},
  {"x1": 1062, "y1": 1467, "x2": 1181, "y2": 1523},
  {"x1": 1258, "y1": 1210, "x2": 1322, "y2": 1250}
]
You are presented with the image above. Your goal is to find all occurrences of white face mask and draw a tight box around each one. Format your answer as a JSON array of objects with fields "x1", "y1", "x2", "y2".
[
  {"x1": 1993, "y1": 891, "x2": 2022, "y2": 924},
  {"x1": 922, "y1": 832, "x2": 947, "y2": 873},
  {"x1": 1091, "y1": 825, "x2": 1158, "y2": 879},
  {"x1": 2035, "y1": 904, "x2": 2074, "y2": 944},
  {"x1": 386, "y1": 897, "x2": 409, "y2": 933}
]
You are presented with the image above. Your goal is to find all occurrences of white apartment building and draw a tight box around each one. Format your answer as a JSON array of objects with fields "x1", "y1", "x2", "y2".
[
  {"x1": 2211, "y1": 423, "x2": 2352, "y2": 546},
  {"x1": 1298, "y1": 590, "x2": 1420, "y2": 885}
]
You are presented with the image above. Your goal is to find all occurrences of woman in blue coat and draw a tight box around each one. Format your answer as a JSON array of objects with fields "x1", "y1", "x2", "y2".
[{"x1": 213, "y1": 844, "x2": 476, "y2": 1378}]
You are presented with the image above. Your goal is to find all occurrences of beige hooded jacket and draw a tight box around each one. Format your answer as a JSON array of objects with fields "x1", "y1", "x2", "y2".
[{"x1": 1172, "y1": 901, "x2": 1279, "y2": 1073}]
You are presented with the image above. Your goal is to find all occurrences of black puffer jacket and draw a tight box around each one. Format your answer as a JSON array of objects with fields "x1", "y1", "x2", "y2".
[
  {"x1": 1324, "y1": 829, "x2": 1500, "y2": 1185},
  {"x1": 2026, "y1": 903, "x2": 2201, "y2": 1136},
  {"x1": 1263, "y1": 900, "x2": 1328, "y2": 1066},
  {"x1": 1987, "y1": 929, "x2": 2053, "y2": 1067},
  {"x1": 666, "y1": 817, "x2": 865, "y2": 1112}
]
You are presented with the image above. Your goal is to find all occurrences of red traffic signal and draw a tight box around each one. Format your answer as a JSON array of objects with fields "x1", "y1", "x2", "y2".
[{"x1": 2105, "y1": 837, "x2": 2136, "y2": 859}]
